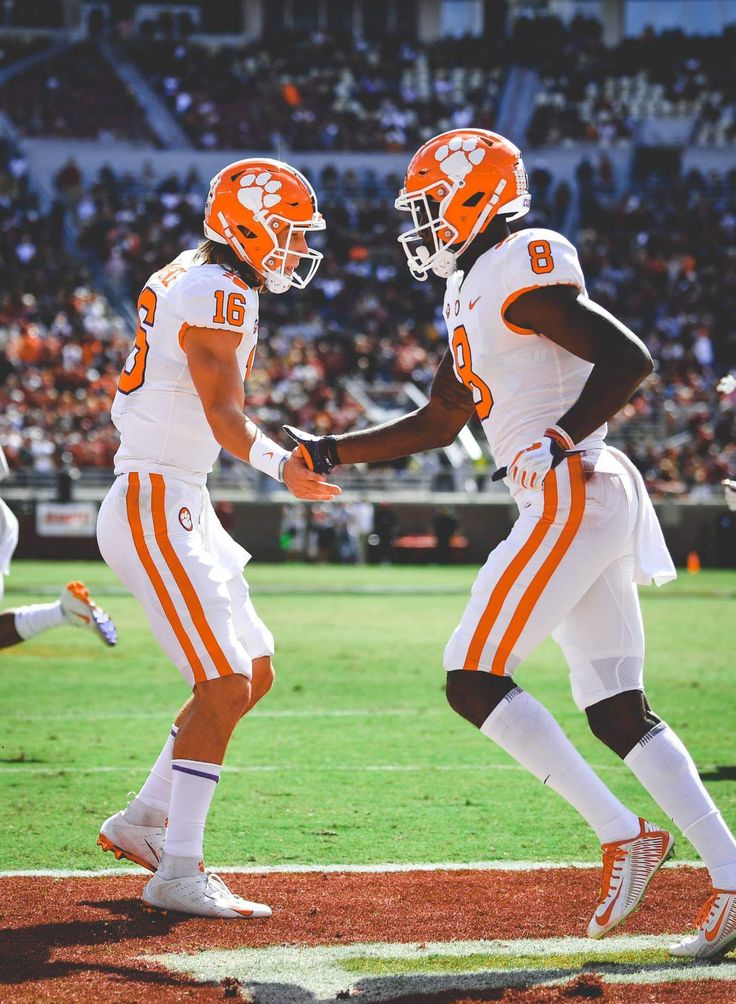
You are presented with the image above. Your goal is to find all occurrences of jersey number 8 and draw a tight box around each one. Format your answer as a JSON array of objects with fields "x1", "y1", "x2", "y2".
[
  {"x1": 451, "y1": 325, "x2": 493, "y2": 420},
  {"x1": 118, "y1": 287, "x2": 157, "y2": 395},
  {"x1": 528, "y1": 240, "x2": 555, "y2": 274}
]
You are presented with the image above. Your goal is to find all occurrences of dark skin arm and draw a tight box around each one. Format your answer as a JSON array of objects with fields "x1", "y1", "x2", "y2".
[
  {"x1": 505, "y1": 285, "x2": 653, "y2": 443},
  {"x1": 334, "y1": 348, "x2": 476, "y2": 464}
]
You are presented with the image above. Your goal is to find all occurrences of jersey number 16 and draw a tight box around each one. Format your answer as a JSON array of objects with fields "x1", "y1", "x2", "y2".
[{"x1": 118, "y1": 287, "x2": 157, "y2": 395}]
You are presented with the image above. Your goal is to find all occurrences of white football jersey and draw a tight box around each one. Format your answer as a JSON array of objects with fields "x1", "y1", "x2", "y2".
[
  {"x1": 112, "y1": 249, "x2": 259, "y2": 482},
  {"x1": 443, "y1": 228, "x2": 606, "y2": 470}
]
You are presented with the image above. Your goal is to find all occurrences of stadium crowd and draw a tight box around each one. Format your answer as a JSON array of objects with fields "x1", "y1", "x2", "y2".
[
  {"x1": 1, "y1": 135, "x2": 733, "y2": 498},
  {"x1": 0, "y1": 41, "x2": 159, "y2": 144},
  {"x1": 2, "y1": 19, "x2": 735, "y2": 151},
  {"x1": 525, "y1": 19, "x2": 736, "y2": 148},
  {"x1": 127, "y1": 33, "x2": 504, "y2": 152}
]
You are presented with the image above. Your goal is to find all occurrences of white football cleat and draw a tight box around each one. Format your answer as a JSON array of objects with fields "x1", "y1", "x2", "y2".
[
  {"x1": 587, "y1": 817, "x2": 674, "y2": 939},
  {"x1": 98, "y1": 806, "x2": 165, "y2": 872},
  {"x1": 142, "y1": 870, "x2": 272, "y2": 919},
  {"x1": 61, "y1": 580, "x2": 117, "y2": 646},
  {"x1": 670, "y1": 890, "x2": 736, "y2": 959}
]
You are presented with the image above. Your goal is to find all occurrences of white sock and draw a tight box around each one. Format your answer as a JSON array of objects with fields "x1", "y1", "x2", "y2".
[
  {"x1": 481, "y1": 687, "x2": 640, "y2": 844},
  {"x1": 162, "y1": 758, "x2": 221, "y2": 865},
  {"x1": 127, "y1": 725, "x2": 178, "y2": 824},
  {"x1": 14, "y1": 602, "x2": 65, "y2": 640},
  {"x1": 625, "y1": 723, "x2": 736, "y2": 888}
]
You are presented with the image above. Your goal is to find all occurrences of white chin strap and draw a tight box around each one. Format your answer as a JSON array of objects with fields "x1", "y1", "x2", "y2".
[
  {"x1": 431, "y1": 250, "x2": 457, "y2": 278},
  {"x1": 265, "y1": 272, "x2": 292, "y2": 294}
]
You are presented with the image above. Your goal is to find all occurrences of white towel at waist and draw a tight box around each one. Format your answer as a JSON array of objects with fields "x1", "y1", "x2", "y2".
[{"x1": 605, "y1": 446, "x2": 676, "y2": 587}]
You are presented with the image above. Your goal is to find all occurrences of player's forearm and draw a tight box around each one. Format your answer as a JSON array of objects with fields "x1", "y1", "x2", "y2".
[
  {"x1": 205, "y1": 404, "x2": 258, "y2": 463},
  {"x1": 557, "y1": 348, "x2": 652, "y2": 444},
  {"x1": 334, "y1": 408, "x2": 451, "y2": 464}
]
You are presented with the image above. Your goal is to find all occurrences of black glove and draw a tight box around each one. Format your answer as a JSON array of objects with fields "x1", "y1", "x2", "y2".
[{"x1": 282, "y1": 425, "x2": 341, "y2": 475}]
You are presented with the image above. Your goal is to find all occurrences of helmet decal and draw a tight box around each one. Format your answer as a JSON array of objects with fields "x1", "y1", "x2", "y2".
[
  {"x1": 237, "y1": 172, "x2": 284, "y2": 217},
  {"x1": 434, "y1": 136, "x2": 486, "y2": 184}
]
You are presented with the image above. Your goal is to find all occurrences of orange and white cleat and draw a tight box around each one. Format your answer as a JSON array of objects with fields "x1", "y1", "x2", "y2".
[
  {"x1": 587, "y1": 817, "x2": 674, "y2": 939},
  {"x1": 60, "y1": 580, "x2": 117, "y2": 646},
  {"x1": 670, "y1": 890, "x2": 736, "y2": 958},
  {"x1": 98, "y1": 805, "x2": 165, "y2": 872},
  {"x1": 142, "y1": 870, "x2": 271, "y2": 919}
]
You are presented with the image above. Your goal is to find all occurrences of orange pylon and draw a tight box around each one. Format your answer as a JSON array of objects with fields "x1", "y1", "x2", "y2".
[{"x1": 686, "y1": 550, "x2": 701, "y2": 574}]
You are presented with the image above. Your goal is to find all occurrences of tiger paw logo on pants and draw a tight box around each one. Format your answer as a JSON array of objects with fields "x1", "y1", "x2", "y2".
[{"x1": 178, "y1": 507, "x2": 193, "y2": 532}]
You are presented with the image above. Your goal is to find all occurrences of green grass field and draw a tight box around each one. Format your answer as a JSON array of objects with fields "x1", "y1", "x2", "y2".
[{"x1": 1, "y1": 561, "x2": 735, "y2": 871}]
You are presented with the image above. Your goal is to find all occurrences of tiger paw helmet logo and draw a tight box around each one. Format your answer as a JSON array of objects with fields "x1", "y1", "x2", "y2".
[
  {"x1": 237, "y1": 171, "x2": 283, "y2": 220},
  {"x1": 178, "y1": 507, "x2": 193, "y2": 532},
  {"x1": 434, "y1": 136, "x2": 486, "y2": 184}
]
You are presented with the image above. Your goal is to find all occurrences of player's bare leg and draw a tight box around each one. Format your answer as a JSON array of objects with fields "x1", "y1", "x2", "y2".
[
  {"x1": 447, "y1": 671, "x2": 672, "y2": 937},
  {"x1": 242, "y1": 656, "x2": 275, "y2": 715},
  {"x1": 0, "y1": 610, "x2": 23, "y2": 649},
  {"x1": 588, "y1": 689, "x2": 736, "y2": 955},
  {"x1": 446, "y1": 672, "x2": 642, "y2": 843}
]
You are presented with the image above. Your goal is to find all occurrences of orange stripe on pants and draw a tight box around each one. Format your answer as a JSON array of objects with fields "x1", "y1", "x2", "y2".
[
  {"x1": 125, "y1": 472, "x2": 208, "y2": 684},
  {"x1": 490, "y1": 454, "x2": 586, "y2": 675},
  {"x1": 463, "y1": 473, "x2": 558, "y2": 671},
  {"x1": 149, "y1": 473, "x2": 234, "y2": 679}
]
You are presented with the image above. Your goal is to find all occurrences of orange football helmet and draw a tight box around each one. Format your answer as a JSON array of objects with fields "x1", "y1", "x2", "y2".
[
  {"x1": 203, "y1": 158, "x2": 325, "y2": 293},
  {"x1": 395, "y1": 128, "x2": 530, "y2": 280}
]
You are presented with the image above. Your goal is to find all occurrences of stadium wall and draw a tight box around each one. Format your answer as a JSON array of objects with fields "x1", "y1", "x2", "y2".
[{"x1": 6, "y1": 499, "x2": 735, "y2": 568}]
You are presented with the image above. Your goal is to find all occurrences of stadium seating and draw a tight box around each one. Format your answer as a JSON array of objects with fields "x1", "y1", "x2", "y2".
[{"x1": 2, "y1": 136, "x2": 733, "y2": 498}]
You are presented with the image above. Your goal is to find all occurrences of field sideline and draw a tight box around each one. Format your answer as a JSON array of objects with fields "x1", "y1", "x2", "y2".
[{"x1": 2, "y1": 561, "x2": 736, "y2": 1001}]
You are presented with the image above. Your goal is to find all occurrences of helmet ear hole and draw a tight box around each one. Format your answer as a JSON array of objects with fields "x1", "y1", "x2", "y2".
[
  {"x1": 462, "y1": 191, "x2": 484, "y2": 208},
  {"x1": 237, "y1": 224, "x2": 257, "y2": 240}
]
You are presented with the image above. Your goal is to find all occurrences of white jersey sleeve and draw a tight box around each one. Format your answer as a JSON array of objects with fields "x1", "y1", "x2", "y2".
[
  {"x1": 174, "y1": 267, "x2": 255, "y2": 342},
  {"x1": 0, "y1": 443, "x2": 8, "y2": 482},
  {"x1": 499, "y1": 229, "x2": 586, "y2": 335}
]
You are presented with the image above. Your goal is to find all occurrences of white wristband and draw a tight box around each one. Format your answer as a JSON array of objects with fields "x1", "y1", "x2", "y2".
[{"x1": 248, "y1": 434, "x2": 290, "y2": 482}]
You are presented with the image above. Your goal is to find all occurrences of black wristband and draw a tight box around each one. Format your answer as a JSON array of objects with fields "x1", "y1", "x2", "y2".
[{"x1": 323, "y1": 436, "x2": 341, "y2": 468}]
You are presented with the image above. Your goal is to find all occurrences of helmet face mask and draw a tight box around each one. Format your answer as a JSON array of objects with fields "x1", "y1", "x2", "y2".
[
  {"x1": 259, "y1": 215, "x2": 325, "y2": 294},
  {"x1": 395, "y1": 129, "x2": 531, "y2": 281},
  {"x1": 204, "y1": 159, "x2": 325, "y2": 294},
  {"x1": 396, "y1": 180, "x2": 460, "y2": 281}
]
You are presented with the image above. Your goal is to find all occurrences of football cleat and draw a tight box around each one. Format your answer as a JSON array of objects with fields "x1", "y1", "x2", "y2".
[
  {"x1": 60, "y1": 580, "x2": 117, "y2": 646},
  {"x1": 98, "y1": 806, "x2": 165, "y2": 872},
  {"x1": 670, "y1": 889, "x2": 736, "y2": 959},
  {"x1": 142, "y1": 870, "x2": 271, "y2": 919},
  {"x1": 587, "y1": 817, "x2": 674, "y2": 939}
]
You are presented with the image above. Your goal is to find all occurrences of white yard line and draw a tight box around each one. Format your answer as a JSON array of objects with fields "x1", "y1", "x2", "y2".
[
  {"x1": 149, "y1": 935, "x2": 730, "y2": 1003},
  {"x1": 0, "y1": 759, "x2": 630, "y2": 774},
  {"x1": 0, "y1": 859, "x2": 703, "y2": 878},
  {"x1": 4, "y1": 707, "x2": 446, "y2": 722}
]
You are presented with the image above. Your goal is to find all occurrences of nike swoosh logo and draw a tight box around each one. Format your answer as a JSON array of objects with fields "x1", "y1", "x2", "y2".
[
  {"x1": 72, "y1": 611, "x2": 90, "y2": 624},
  {"x1": 144, "y1": 838, "x2": 160, "y2": 862},
  {"x1": 469, "y1": 297, "x2": 481, "y2": 310},
  {"x1": 706, "y1": 902, "x2": 729, "y2": 942},
  {"x1": 595, "y1": 882, "x2": 623, "y2": 927}
]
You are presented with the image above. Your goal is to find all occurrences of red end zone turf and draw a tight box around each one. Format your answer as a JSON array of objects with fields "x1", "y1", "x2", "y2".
[{"x1": 2, "y1": 866, "x2": 735, "y2": 1003}]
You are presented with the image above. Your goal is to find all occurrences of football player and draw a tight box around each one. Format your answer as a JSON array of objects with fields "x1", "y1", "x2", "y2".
[
  {"x1": 717, "y1": 374, "x2": 736, "y2": 511},
  {"x1": 96, "y1": 159, "x2": 339, "y2": 918},
  {"x1": 0, "y1": 443, "x2": 116, "y2": 649},
  {"x1": 286, "y1": 129, "x2": 736, "y2": 957}
]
